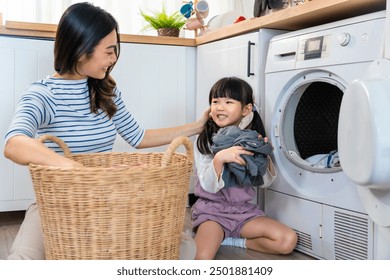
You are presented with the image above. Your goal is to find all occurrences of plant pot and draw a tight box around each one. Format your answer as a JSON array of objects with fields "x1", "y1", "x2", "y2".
[{"x1": 157, "y1": 28, "x2": 180, "y2": 37}]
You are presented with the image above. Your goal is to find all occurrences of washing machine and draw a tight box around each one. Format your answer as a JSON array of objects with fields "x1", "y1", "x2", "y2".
[
  {"x1": 336, "y1": 0, "x2": 390, "y2": 260},
  {"x1": 264, "y1": 10, "x2": 387, "y2": 259}
]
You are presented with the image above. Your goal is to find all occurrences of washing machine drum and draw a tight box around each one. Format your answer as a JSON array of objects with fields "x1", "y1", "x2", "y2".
[{"x1": 338, "y1": 59, "x2": 390, "y2": 226}]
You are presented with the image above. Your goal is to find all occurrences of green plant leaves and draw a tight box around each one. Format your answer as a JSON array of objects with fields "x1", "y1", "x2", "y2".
[{"x1": 140, "y1": 5, "x2": 187, "y2": 31}]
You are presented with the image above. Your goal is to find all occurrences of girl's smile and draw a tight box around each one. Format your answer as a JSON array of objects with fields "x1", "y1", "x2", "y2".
[{"x1": 210, "y1": 97, "x2": 251, "y2": 127}]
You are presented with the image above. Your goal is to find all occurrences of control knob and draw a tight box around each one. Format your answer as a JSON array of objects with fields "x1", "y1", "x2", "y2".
[{"x1": 338, "y1": 32, "x2": 351, "y2": 46}]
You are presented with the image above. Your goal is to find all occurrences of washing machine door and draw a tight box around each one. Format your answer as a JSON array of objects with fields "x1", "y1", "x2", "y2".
[{"x1": 338, "y1": 59, "x2": 390, "y2": 227}]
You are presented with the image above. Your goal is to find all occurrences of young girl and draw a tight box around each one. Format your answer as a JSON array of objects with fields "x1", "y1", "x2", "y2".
[{"x1": 191, "y1": 77, "x2": 297, "y2": 260}]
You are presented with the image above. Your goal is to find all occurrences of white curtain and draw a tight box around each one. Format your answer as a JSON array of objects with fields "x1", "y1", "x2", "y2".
[{"x1": 0, "y1": 0, "x2": 246, "y2": 37}]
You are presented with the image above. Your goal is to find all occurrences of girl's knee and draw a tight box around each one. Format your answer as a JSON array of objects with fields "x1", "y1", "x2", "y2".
[
  {"x1": 279, "y1": 230, "x2": 298, "y2": 255},
  {"x1": 195, "y1": 248, "x2": 216, "y2": 260}
]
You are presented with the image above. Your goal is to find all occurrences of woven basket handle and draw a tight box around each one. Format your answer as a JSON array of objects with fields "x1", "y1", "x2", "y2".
[
  {"x1": 161, "y1": 136, "x2": 193, "y2": 167},
  {"x1": 37, "y1": 134, "x2": 72, "y2": 157}
]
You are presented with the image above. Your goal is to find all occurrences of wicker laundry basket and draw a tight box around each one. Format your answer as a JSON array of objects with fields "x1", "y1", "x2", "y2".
[{"x1": 29, "y1": 135, "x2": 193, "y2": 260}]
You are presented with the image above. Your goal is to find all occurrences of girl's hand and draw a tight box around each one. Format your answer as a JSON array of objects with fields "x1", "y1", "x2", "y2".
[
  {"x1": 259, "y1": 135, "x2": 273, "y2": 150},
  {"x1": 258, "y1": 134, "x2": 268, "y2": 143},
  {"x1": 215, "y1": 146, "x2": 253, "y2": 166},
  {"x1": 213, "y1": 146, "x2": 253, "y2": 180}
]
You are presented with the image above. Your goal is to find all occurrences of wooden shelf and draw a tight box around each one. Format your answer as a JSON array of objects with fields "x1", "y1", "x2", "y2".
[
  {"x1": 195, "y1": 0, "x2": 386, "y2": 45},
  {"x1": 0, "y1": 17, "x2": 196, "y2": 46}
]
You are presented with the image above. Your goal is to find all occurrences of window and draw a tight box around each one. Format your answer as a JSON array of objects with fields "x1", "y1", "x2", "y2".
[{"x1": 0, "y1": 0, "x2": 251, "y2": 37}]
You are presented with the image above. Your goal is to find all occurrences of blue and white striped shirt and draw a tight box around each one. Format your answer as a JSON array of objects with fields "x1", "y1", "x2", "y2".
[{"x1": 5, "y1": 76, "x2": 145, "y2": 154}]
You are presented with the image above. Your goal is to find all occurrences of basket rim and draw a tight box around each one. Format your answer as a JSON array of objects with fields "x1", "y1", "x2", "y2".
[
  {"x1": 35, "y1": 135, "x2": 193, "y2": 169},
  {"x1": 29, "y1": 152, "x2": 190, "y2": 169},
  {"x1": 29, "y1": 162, "x2": 189, "y2": 171}
]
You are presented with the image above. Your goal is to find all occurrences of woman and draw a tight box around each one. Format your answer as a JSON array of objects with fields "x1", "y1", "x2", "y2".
[{"x1": 4, "y1": 2, "x2": 208, "y2": 260}]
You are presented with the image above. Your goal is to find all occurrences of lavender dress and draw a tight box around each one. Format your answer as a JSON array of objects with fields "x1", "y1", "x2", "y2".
[{"x1": 191, "y1": 140, "x2": 265, "y2": 238}]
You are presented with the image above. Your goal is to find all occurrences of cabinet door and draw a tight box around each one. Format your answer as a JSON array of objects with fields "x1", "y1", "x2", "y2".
[
  {"x1": 0, "y1": 36, "x2": 54, "y2": 211},
  {"x1": 196, "y1": 31, "x2": 261, "y2": 119},
  {"x1": 0, "y1": 40, "x2": 15, "y2": 211}
]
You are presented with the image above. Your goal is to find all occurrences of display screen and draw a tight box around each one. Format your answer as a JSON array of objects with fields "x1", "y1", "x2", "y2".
[
  {"x1": 306, "y1": 39, "x2": 321, "y2": 52},
  {"x1": 304, "y1": 36, "x2": 323, "y2": 60}
]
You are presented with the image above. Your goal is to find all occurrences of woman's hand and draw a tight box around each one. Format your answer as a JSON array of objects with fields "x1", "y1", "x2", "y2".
[
  {"x1": 138, "y1": 108, "x2": 212, "y2": 148},
  {"x1": 196, "y1": 108, "x2": 211, "y2": 133},
  {"x1": 61, "y1": 158, "x2": 85, "y2": 168},
  {"x1": 4, "y1": 135, "x2": 85, "y2": 168}
]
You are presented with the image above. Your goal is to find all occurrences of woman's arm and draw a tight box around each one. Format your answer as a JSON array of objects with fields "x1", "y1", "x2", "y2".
[
  {"x1": 137, "y1": 109, "x2": 210, "y2": 149},
  {"x1": 4, "y1": 135, "x2": 83, "y2": 168}
]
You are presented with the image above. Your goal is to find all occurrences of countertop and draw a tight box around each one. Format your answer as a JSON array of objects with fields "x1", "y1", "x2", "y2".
[{"x1": 0, "y1": 0, "x2": 386, "y2": 46}]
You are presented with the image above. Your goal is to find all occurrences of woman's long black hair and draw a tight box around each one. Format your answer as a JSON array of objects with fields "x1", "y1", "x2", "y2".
[
  {"x1": 54, "y1": 2, "x2": 121, "y2": 118},
  {"x1": 197, "y1": 77, "x2": 266, "y2": 155}
]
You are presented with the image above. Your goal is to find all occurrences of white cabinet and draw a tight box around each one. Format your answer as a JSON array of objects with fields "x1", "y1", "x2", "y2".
[
  {"x1": 111, "y1": 42, "x2": 196, "y2": 153},
  {"x1": 0, "y1": 36, "x2": 196, "y2": 211},
  {"x1": 0, "y1": 36, "x2": 55, "y2": 211}
]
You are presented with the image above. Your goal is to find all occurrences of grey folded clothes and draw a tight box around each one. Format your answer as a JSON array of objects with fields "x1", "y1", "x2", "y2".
[{"x1": 211, "y1": 126, "x2": 273, "y2": 188}]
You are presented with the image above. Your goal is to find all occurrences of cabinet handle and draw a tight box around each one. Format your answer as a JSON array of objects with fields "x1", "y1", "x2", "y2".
[{"x1": 247, "y1": 41, "x2": 255, "y2": 77}]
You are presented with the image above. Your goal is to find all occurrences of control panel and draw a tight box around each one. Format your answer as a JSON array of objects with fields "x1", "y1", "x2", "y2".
[{"x1": 297, "y1": 35, "x2": 332, "y2": 61}]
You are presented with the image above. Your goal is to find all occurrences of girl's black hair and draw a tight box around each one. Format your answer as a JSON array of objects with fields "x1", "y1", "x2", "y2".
[
  {"x1": 197, "y1": 77, "x2": 266, "y2": 155},
  {"x1": 54, "y1": 2, "x2": 121, "y2": 118}
]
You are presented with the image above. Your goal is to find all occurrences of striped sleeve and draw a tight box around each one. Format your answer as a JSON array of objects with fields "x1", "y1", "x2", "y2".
[
  {"x1": 5, "y1": 82, "x2": 56, "y2": 142},
  {"x1": 112, "y1": 88, "x2": 145, "y2": 147}
]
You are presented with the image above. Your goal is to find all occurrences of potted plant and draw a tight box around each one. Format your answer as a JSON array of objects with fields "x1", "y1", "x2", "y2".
[{"x1": 140, "y1": 5, "x2": 187, "y2": 37}]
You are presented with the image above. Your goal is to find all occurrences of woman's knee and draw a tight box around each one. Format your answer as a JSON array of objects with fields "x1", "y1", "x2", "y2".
[{"x1": 7, "y1": 203, "x2": 46, "y2": 260}]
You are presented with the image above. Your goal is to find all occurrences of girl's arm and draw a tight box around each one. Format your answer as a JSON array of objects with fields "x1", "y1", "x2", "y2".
[
  {"x1": 4, "y1": 135, "x2": 83, "y2": 168},
  {"x1": 195, "y1": 144, "x2": 255, "y2": 194},
  {"x1": 213, "y1": 146, "x2": 254, "y2": 178},
  {"x1": 194, "y1": 145, "x2": 225, "y2": 193}
]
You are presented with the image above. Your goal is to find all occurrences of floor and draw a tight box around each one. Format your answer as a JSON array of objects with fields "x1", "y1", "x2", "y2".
[
  {"x1": 0, "y1": 210, "x2": 25, "y2": 259},
  {"x1": 0, "y1": 208, "x2": 315, "y2": 260},
  {"x1": 183, "y1": 208, "x2": 315, "y2": 260}
]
